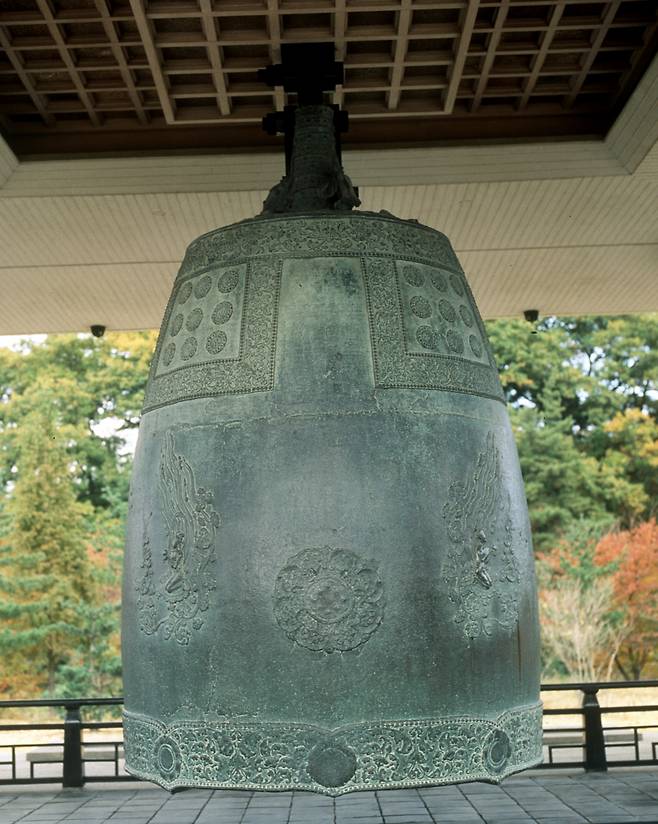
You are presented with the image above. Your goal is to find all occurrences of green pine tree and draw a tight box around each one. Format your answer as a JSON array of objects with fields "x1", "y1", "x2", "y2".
[
  {"x1": 0, "y1": 409, "x2": 92, "y2": 693},
  {"x1": 0, "y1": 331, "x2": 156, "y2": 699}
]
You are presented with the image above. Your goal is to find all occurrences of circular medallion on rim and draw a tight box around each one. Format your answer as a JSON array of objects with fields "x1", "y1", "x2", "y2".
[
  {"x1": 162, "y1": 342, "x2": 176, "y2": 366},
  {"x1": 402, "y1": 265, "x2": 424, "y2": 287},
  {"x1": 212, "y1": 301, "x2": 233, "y2": 325},
  {"x1": 482, "y1": 729, "x2": 512, "y2": 776},
  {"x1": 430, "y1": 270, "x2": 447, "y2": 292},
  {"x1": 450, "y1": 273, "x2": 465, "y2": 297},
  {"x1": 194, "y1": 274, "x2": 212, "y2": 299},
  {"x1": 469, "y1": 334, "x2": 483, "y2": 358},
  {"x1": 154, "y1": 735, "x2": 182, "y2": 782},
  {"x1": 416, "y1": 325, "x2": 440, "y2": 352},
  {"x1": 185, "y1": 307, "x2": 203, "y2": 332},
  {"x1": 410, "y1": 296, "x2": 432, "y2": 319},
  {"x1": 446, "y1": 329, "x2": 464, "y2": 355},
  {"x1": 307, "y1": 740, "x2": 357, "y2": 788},
  {"x1": 438, "y1": 299, "x2": 457, "y2": 323},
  {"x1": 206, "y1": 329, "x2": 228, "y2": 355},
  {"x1": 177, "y1": 282, "x2": 193, "y2": 304},
  {"x1": 273, "y1": 547, "x2": 385, "y2": 653},
  {"x1": 170, "y1": 313, "x2": 183, "y2": 336},
  {"x1": 217, "y1": 268, "x2": 240, "y2": 293},
  {"x1": 459, "y1": 305, "x2": 474, "y2": 327},
  {"x1": 181, "y1": 337, "x2": 197, "y2": 361}
]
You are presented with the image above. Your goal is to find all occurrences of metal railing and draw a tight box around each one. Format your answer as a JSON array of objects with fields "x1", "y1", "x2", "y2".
[
  {"x1": 0, "y1": 698, "x2": 126, "y2": 787},
  {"x1": 541, "y1": 680, "x2": 658, "y2": 771},
  {"x1": 0, "y1": 681, "x2": 656, "y2": 787}
]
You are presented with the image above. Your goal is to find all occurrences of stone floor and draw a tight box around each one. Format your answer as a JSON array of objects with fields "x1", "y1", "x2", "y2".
[{"x1": 0, "y1": 771, "x2": 657, "y2": 824}]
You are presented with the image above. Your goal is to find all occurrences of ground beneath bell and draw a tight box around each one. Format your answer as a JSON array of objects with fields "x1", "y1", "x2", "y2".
[{"x1": 1, "y1": 770, "x2": 658, "y2": 823}]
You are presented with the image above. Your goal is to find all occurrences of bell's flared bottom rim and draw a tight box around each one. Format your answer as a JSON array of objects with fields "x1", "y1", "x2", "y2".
[
  {"x1": 122, "y1": 702, "x2": 543, "y2": 797},
  {"x1": 123, "y1": 755, "x2": 544, "y2": 796}
]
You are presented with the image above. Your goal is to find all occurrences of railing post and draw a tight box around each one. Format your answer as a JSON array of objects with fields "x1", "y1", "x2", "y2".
[
  {"x1": 582, "y1": 687, "x2": 607, "y2": 771},
  {"x1": 63, "y1": 703, "x2": 84, "y2": 788}
]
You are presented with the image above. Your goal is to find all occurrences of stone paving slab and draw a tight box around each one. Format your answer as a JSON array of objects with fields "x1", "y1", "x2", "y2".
[{"x1": 0, "y1": 771, "x2": 657, "y2": 824}]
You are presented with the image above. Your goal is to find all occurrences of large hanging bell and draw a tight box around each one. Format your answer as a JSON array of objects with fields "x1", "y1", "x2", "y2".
[{"x1": 122, "y1": 104, "x2": 542, "y2": 795}]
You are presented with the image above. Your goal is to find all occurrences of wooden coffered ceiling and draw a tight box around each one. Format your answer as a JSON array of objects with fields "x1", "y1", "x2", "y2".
[{"x1": 0, "y1": 0, "x2": 657, "y2": 156}]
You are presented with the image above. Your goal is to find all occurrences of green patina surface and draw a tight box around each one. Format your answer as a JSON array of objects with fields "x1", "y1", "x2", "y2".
[
  {"x1": 122, "y1": 213, "x2": 542, "y2": 794},
  {"x1": 122, "y1": 105, "x2": 541, "y2": 795}
]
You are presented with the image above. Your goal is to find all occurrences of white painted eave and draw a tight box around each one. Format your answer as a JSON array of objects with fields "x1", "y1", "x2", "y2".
[{"x1": 0, "y1": 55, "x2": 656, "y2": 334}]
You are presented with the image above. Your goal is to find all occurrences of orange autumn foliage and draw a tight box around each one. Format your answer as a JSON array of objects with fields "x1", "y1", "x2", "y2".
[
  {"x1": 595, "y1": 520, "x2": 658, "y2": 610},
  {"x1": 594, "y1": 519, "x2": 658, "y2": 679}
]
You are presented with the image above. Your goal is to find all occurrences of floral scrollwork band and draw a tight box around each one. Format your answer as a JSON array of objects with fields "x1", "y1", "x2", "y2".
[{"x1": 123, "y1": 702, "x2": 543, "y2": 796}]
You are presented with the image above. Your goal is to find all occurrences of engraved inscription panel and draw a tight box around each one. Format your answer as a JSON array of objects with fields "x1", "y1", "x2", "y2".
[
  {"x1": 363, "y1": 258, "x2": 504, "y2": 401},
  {"x1": 156, "y1": 264, "x2": 246, "y2": 377},
  {"x1": 397, "y1": 262, "x2": 489, "y2": 365}
]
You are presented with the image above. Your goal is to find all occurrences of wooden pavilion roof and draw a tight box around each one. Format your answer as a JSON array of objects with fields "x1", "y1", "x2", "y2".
[{"x1": 0, "y1": 0, "x2": 657, "y2": 156}]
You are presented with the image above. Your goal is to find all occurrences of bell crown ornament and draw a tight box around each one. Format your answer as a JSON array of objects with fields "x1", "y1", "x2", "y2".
[{"x1": 122, "y1": 44, "x2": 543, "y2": 795}]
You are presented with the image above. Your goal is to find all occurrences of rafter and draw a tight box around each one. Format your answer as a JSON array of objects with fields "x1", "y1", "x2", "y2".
[
  {"x1": 333, "y1": 0, "x2": 347, "y2": 107},
  {"x1": 444, "y1": 0, "x2": 478, "y2": 114},
  {"x1": 611, "y1": 17, "x2": 658, "y2": 107},
  {"x1": 387, "y1": 0, "x2": 412, "y2": 110},
  {"x1": 471, "y1": 0, "x2": 510, "y2": 111},
  {"x1": 266, "y1": 0, "x2": 285, "y2": 111},
  {"x1": 0, "y1": 0, "x2": 653, "y2": 153},
  {"x1": 0, "y1": 25, "x2": 54, "y2": 125},
  {"x1": 564, "y1": 0, "x2": 623, "y2": 107},
  {"x1": 34, "y1": 0, "x2": 101, "y2": 126},
  {"x1": 199, "y1": 0, "x2": 230, "y2": 117},
  {"x1": 518, "y1": 0, "x2": 566, "y2": 109},
  {"x1": 129, "y1": 0, "x2": 176, "y2": 124},
  {"x1": 94, "y1": 0, "x2": 148, "y2": 125}
]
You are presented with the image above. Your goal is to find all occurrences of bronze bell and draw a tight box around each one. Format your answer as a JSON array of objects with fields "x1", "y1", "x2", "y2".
[{"x1": 122, "y1": 48, "x2": 542, "y2": 796}]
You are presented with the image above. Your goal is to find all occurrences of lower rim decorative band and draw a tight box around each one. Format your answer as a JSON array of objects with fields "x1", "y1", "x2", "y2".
[{"x1": 123, "y1": 702, "x2": 543, "y2": 795}]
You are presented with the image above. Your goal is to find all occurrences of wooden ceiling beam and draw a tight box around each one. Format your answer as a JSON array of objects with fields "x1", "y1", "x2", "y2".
[
  {"x1": 94, "y1": 0, "x2": 148, "y2": 125},
  {"x1": 3, "y1": 79, "x2": 156, "y2": 94},
  {"x1": 0, "y1": 0, "x2": 653, "y2": 154},
  {"x1": 407, "y1": 23, "x2": 459, "y2": 39},
  {"x1": 163, "y1": 58, "x2": 215, "y2": 74},
  {"x1": 474, "y1": 14, "x2": 651, "y2": 34},
  {"x1": 34, "y1": 0, "x2": 102, "y2": 126},
  {"x1": 466, "y1": 60, "x2": 630, "y2": 79},
  {"x1": 387, "y1": 0, "x2": 412, "y2": 110},
  {"x1": 0, "y1": 3, "x2": 467, "y2": 24},
  {"x1": 406, "y1": 50, "x2": 454, "y2": 66},
  {"x1": 443, "y1": 0, "x2": 478, "y2": 113},
  {"x1": 517, "y1": 0, "x2": 565, "y2": 109},
  {"x1": 0, "y1": 110, "x2": 612, "y2": 158},
  {"x1": 9, "y1": 57, "x2": 150, "y2": 72},
  {"x1": 564, "y1": 0, "x2": 623, "y2": 107},
  {"x1": 199, "y1": 0, "x2": 231, "y2": 117},
  {"x1": 611, "y1": 17, "x2": 658, "y2": 107},
  {"x1": 266, "y1": 0, "x2": 284, "y2": 111},
  {"x1": 0, "y1": 26, "x2": 54, "y2": 125},
  {"x1": 333, "y1": 0, "x2": 347, "y2": 107},
  {"x1": 129, "y1": 0, "x2": 176, "y2": 124},
  {"x1": 471, "y1": 0, "x2": 510, "y2": 111}
]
